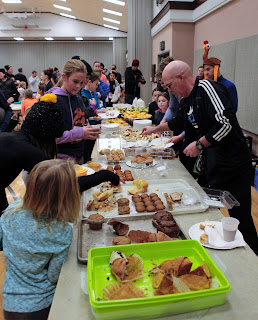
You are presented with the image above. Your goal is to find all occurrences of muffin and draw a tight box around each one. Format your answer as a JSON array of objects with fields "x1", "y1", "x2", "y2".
[
  {"x1": 88, "y1": 213, "x2": 104, "y2": 230},
  {"x1": 114, "y1": 164, "x2": 121, "y2": 170},
  {"x1": 118, "y1": 206, "x2": 130, "y2": 215}
]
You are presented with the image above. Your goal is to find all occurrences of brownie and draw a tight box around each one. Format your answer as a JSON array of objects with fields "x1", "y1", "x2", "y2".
[
  {"x1": 156, "y1": 221, "x2": 180, "y2": 238},
  {"x1": 152, "y1": 211, "x2": 174, "y2": 223}
]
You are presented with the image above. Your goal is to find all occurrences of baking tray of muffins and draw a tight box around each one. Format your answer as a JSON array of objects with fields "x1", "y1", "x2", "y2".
[
  {"x1": 77, "y1": 211, "x2": 187, "y2": 263},
  {"x1": 99, "y1": 148, "x2": 126, "y2": 164}
]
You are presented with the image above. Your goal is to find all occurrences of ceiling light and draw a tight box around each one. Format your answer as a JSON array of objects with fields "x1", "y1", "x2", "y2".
[
  {"x1": 103, "y1": 0, "x2": 125, "y2": 6},
  {"x1": 2, "y1": 0, "x2": 21, "y2": 3},
  {"x1": 58, "y1": 0, "x2": 66, "y2": 1},
  {"x1": 109, "y1": 37, "x2": 114, "y2": 41},
  {"x1": 103, "y1": 8, "x2": 122, "y2": 16},
  {"x1": 53, "y1": 4, "x2": 71, "y2": 11},
  {"x1": 103, "y1": 24, "x2": 119, "y2": 30},
  {"x1": 14, "y1": 37, "x2": 24, "y2": 41},
  {"x1": 60, "y1": 13, "x2": 76, "y2": 19},
  {"x1": 45, "y1": 37, "x2": 54, "y2": 41},
  {"x1": 103, "y1": 17, "x2": 120, "y2": 24},
  {"x1": 75, "y1": 37, "x2": 83, "y2": 41}
]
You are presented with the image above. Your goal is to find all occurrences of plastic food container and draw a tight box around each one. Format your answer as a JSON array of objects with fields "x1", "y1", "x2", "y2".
[
  {"x1": 201, "y1": 187, "x2": 240, "y2": 209},
  {"x1": 87, "y1": 240, "x2": 231, "y2": 320}
]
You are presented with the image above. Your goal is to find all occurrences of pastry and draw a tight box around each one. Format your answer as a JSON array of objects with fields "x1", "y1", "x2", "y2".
[
  {"x1": 103, "y1": 282, "x2": 146, "y2": 300},
  {"x1": 118, "y1": 206, "x2": 130, "y2": 215},
  {"x1": 133, "y1": 198, "x2": 143, "y2": 204},
  {"x1": 135, "y1": 206, "x2": 145, "y2": 213},
  {"x1": 107, "y1": 166, "x2": 114, "y2": 172},
  {"x1": 107, "y1": 218, "x2": 129, "y2": 236},
  {"x1": 114, "y1": 164, "x2": 121, "y2": 170},
  {"x1": 107, "y1": 155, "x2": 113, "y2": 163},
  {"x1": 149, "y1": 193, "x2": 158, "y2": 198},
  {"x1": 170, "y1": 192, "x2": 182, "y2": 202},
  {"x1": 156, "y1": 221, "x2": 180, "y2": 238},
  {"x1": 151, "y1": 196, "x2": 160, "y2": 202},
  {"x1": 128, "y1": 179, "x2": 148, "y2": 195},
  {"x1": 153, "y1": 211, "x2": 174, "y2": 223},
  {"x1": 87, "y1": 161, "x2": 102, "y2": 171},
  {"x1": 140, "y1": 193, "x2": 149, "y2": 199},
  {"x1": 200, "y1": 234, "x2": 209, "y2": 244},
  {"x1": 88, "y1": 213, "x2": 104, "y2": 230},
  {"x1": 132, "y1": 195, "x2": 140, "y2": 201},
  {"x1": 113, "y1": 236, "x2": 131, "y2": 245},
  {"x1": 164, "y1": 193, "x2": 174, "y2": 210},
  {"x1": 128, "y1": 230, "x2": 152, "y2": 243},
  {"x1": 144, "y1": 201, "x2": 153, "y2": 207},
  {"x1": 146, "y1": 205, "x2": 155, "y2": 212},
  {"x1": 154, "y1": 200, "x2": 163, "y2": 206},
  {"x1": 117, "y1": 198, "x2": 129, "y2": 207},
  {"x1": 156, "y1": 204, "x2": 166, "y2": 211}
]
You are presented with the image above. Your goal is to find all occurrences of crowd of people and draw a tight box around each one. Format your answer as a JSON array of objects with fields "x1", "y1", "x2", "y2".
[{"x1": 0, "y1": 52, "x2": 257, "y2": 320}]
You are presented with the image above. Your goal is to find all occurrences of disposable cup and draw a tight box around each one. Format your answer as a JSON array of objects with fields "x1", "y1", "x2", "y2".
[
  {"x1": 221, "y1": 217, "x2": 239, "y2": 242},
  {"x1": 91, "y1": 124, "x2": 101, "y2": 129}
]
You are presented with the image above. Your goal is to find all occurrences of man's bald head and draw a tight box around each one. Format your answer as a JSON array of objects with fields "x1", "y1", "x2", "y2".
[{"x1": 162, "y1": 60, "x2": 195, "y2": 98}]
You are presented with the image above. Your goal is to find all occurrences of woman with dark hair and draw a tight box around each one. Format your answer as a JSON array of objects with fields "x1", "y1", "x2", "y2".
[
  {"x1": 0, "y1": 68, "x2": 20, "y2": 103},
  {"x1": 41, "y1": 68, "x2": 54, "y2": 93},
  {"x1": 0, "y1": 94, "x2": 121, "y2": 215}
]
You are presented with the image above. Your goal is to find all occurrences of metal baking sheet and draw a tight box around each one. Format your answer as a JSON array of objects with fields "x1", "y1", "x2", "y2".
[
  {"x1": 77, "y1": 216, "x2": 187, "y2": 264},
  {"x1": 82, "y1": 179, "x2": 209, "y2": 219}
]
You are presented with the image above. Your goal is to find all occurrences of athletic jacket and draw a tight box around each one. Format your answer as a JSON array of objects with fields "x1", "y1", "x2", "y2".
[{"x1": 168, "y1": 79, "x2": 251, "y2": 186}]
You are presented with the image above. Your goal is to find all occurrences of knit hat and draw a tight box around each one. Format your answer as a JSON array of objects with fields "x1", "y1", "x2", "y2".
[
  {"x1": 203, "y1": 57, "x2": 221, "y2": 82},
  {"x1": 0, "y1": 68, "x2": 6, "y2": 74},
  {"x1": 5, "y1": 65, "x2": 11, "y2": 71},
  {"x1": 21, "y1": 94, "x2": 65, "y2": 139},
  {"x1": 132, "y1": 59, "x2": 139, "y2": 67},
  {"x1": 71, "y1": 55, "x2": 92, "y2": 75}
]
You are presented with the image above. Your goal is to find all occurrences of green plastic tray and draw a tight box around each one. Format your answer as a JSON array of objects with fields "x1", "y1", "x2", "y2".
[{"x1": 87, "y1": 240, "x2": 230, "y2": 320}]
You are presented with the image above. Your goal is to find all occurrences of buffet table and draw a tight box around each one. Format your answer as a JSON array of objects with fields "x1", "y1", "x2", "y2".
[{"x1": 48, "y1": 156, "x2": 258, "y2": 320}]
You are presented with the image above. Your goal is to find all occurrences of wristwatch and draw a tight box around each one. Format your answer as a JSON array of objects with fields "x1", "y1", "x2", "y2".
[{"x1": 196, "y1": 139, "x2": 205, "y2": 151}]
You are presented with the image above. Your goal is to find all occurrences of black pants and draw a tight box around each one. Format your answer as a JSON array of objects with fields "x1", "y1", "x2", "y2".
[
  {"x1": 125, "y1": 93, "x2": 138, "y2": 104},
  {"x1": 83, "y1": 139, "x2": 96, "y2": 163},
  {"x1": 211, "y1": 165, "x2": 258, "y2": 255},
  {"x1": 4, "y1": 305, "x2": 51, "y2": 320}
]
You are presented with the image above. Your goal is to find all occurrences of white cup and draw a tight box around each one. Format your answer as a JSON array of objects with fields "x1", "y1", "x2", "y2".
[
  {"x1": 221, "y1": 217, "x2": 239, "y2": 242},
  {"x1": 91, "y1": 124, "x2": 101, "y2": 129}
]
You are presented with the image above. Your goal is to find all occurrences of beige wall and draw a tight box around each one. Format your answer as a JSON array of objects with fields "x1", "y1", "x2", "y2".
[
  {"x1": 172, "y1": 23, "x2": 195, "y2": 69},
  {"x1": 194, "y1": 0, "x2": 258, "y2": 50},
  {"x1": 152, "y1": 23, "x2": 172, "y2": 66}
]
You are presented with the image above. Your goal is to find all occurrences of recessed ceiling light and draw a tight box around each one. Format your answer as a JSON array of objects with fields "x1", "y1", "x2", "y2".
[
  {"x1": 2, "y1": 0, "x2": 21, "y2": 3},
  {"x1": 109, "y1": 37, "x2": 114, "y2": 41},
  {"x1": 103, "y1": 0, "x2": 125, "y2": 6},
  {"x1": 53, "y1": 4, "x2": 72, "y2": 11},
  {"x1": 45, "y1": 37, "x2": 54, "y2": 41},
  {"x1": 14, "y1": 37, "x2": 24, "y2": 41},
  {"x1": 60, "y1": 13, "x2": 76, "y2": 19},
  {"x1": 103, "y1": 17, "x2": 120, "y2": 24},
  {"x1": 58, "y1": 0, "x2": 66, "y2": 1},
  {"x1": 75, "y1": 37, "x2": 83, "y2": 41},
  {"x1": 103, "y1": 8, "x2": 122, "y2": 16},
  {"x1": 103, "y1": 24, "x2": 119, "y2": 30}
]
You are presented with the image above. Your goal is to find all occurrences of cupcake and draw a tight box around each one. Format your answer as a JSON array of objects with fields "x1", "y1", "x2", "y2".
[
  {"x1": 117, "y1": 198, "x2": 130, "y2": 207},
  {"x1": 88, "y1": 213, "x2": 104, "y2": 230}
]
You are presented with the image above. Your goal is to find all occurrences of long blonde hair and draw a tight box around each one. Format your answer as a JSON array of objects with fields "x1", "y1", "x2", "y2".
[
  {"x1": 21, "y1": 159, "x2": 80, "y2": 227},
  {"x1": 63, "y1": 59, "x2": 86, "y2": 77}
]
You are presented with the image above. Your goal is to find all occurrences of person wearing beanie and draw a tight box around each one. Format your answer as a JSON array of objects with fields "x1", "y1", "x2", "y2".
[
  {"x1": 125, "y1": 59, "x2": 146, "y2": 104},
  {"x1": 0, "y1": 93, "x2": 121, "y2": 216},
  {"x1": 72, "y1": 56, "x2": 93, "y2": 76},
  {"x1": 5, "y1": 65, "x2": 15, "y2": 81},
  {"x1": 203, "y1": 57, "x2": 238, "y2": 112},
  {"x1": 0, "y1": 68, "x2": 20, "y2": 103}
]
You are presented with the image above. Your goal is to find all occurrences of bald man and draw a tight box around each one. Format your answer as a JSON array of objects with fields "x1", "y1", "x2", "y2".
[{"x1": 143, "y1": 60, "x2": 258, "y2": 255}]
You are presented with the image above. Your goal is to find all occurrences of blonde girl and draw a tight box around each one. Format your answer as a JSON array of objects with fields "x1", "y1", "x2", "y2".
[
  {"x1": 0, "y1": 159, "x2": 80, "y2": 320},
  {"x1": 49, "y1": 59, "x2": 101, "y2": 164}
]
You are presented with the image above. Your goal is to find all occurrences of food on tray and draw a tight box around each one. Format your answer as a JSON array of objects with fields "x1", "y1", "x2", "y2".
[
  {"x1": 109, "y1": 251, "x2": 144, "y2": 282},
  {"x1": 107, "y1": 218, "x2": 129, "y2": 236},
  {"x1": 103, "y1": 282, "x2": 146, "y2": 300},
  {"x1": 106, "y1": 111, "x2": 114, "y2": 116},
  {"x1": 164, "y1": 193, "x2": 174, "y2": 210},
  {"x1": 170, "y1": 192, "x2": 182, "y2": 202},
  {"x1": 150, "y1": 148, "x2": 175, "y2": 159},
  {"x1": 106, "y1": 165, "x2": 114, "y2": 172},
  {"x1": 114, "y1": 164, "x2": 121, "y2": 170},
  {"x1": 152, "y1": 211, "x2": 180, "y2": 238},
  {"x1": 93, "y1": 188, "x2": 114, "y2": 201},
  {"x1": 87, "y1": 187, "x2": 116, "y2": 212},
  {"x1": 87, "y1": 200, "x2": 116, "y2": 212},
  {"x1": 121, "y1": 128, "x2": 158, "y2": 141},
  {"x1": 117, "y1": 198, "x2": 130, "y2": 207},
  {"x1": 113, "y1": 236, "x2": 131, "y2": 245},
  {"x1": 118, "y1": 206, "x2": 131, "y2": 215},
  {"x1": 200, "y1": 233, "x2": 209, "y2": 244},
  {"x1": 124, "y1": 110, "x2": 151, "y2": 119},
  {"x1": 104, "y1": 117, "x2": 128, "y2": 127},
  {"x1": 199, "y1": 220, "x2": 215, "y2": 229},
  {"x1": 128, "y1": 230, "x2": 176, "y2": 243},
  {"x1": 87, "y1": 161, "x2": 102, "y2": 171},
  {"x1": 98, "y1": 182, "x2": 122, "y2": 193},
  {"x1": 128, "y1": 179, "x2": 148, "y2": 195},
  {"x1": 74, "y1": 164, "x2": 88, "y2": 177},
  {"x1": 106, "y1": 149, "x2": 125, "y2": 163},
  {"x1": 87, "y1": 213, "x2": 104, "y2": 230},
  {"x1": 149, "y1": 257, "x2": 213, "y2": 296},
  {"x1": 132, "y1": 193, "x2": 165, "y2": 213},
  {"x1": 130, "y1": 154, "x2": 153, "y2": 166}
]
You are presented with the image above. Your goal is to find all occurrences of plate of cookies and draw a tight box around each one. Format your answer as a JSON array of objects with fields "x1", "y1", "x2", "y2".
[{"x1": 126, "y1": 153, "x2": 156, "y2": 169}]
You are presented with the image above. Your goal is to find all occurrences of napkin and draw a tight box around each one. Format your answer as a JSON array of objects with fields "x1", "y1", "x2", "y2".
[{"x1": 204, "y1": 223, "x2": 246, "y2": 249}]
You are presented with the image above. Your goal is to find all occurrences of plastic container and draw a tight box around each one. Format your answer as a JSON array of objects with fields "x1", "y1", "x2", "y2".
[
  {"x1": 133, "y1": 119, "x2": 151, "y2": 130},
  {"x1": 87, "y1": 240, "x2": 230, "y2": 320},
  {"x1": 201, "y1": 187, "x2": 240, "y2": 209}
]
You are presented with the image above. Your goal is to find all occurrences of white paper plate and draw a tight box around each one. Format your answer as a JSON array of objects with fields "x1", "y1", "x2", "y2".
[
  {"x1": 126, "y1": 159, "x2": 157, "y2": 169},
  {"x1": 189, "y1": 221, "x2": 244, "y2": 250},
  {"x1": 101, "y1": 123, "x2": 120, "y2": 131},
  {"x1": 150, "y1": 137, "x2": 174, "y2": 149},
  {"x1": 98, "y1": 110, "x2": 119, "y2": 119}
]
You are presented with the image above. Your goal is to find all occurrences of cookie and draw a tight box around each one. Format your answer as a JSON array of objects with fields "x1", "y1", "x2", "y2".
[
  {"x1": 146, "y1": 205, "x2": 156, "y2": 212},
  {"x1": 136, "y1": 206, "x2": 145, "y2": 213}
]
